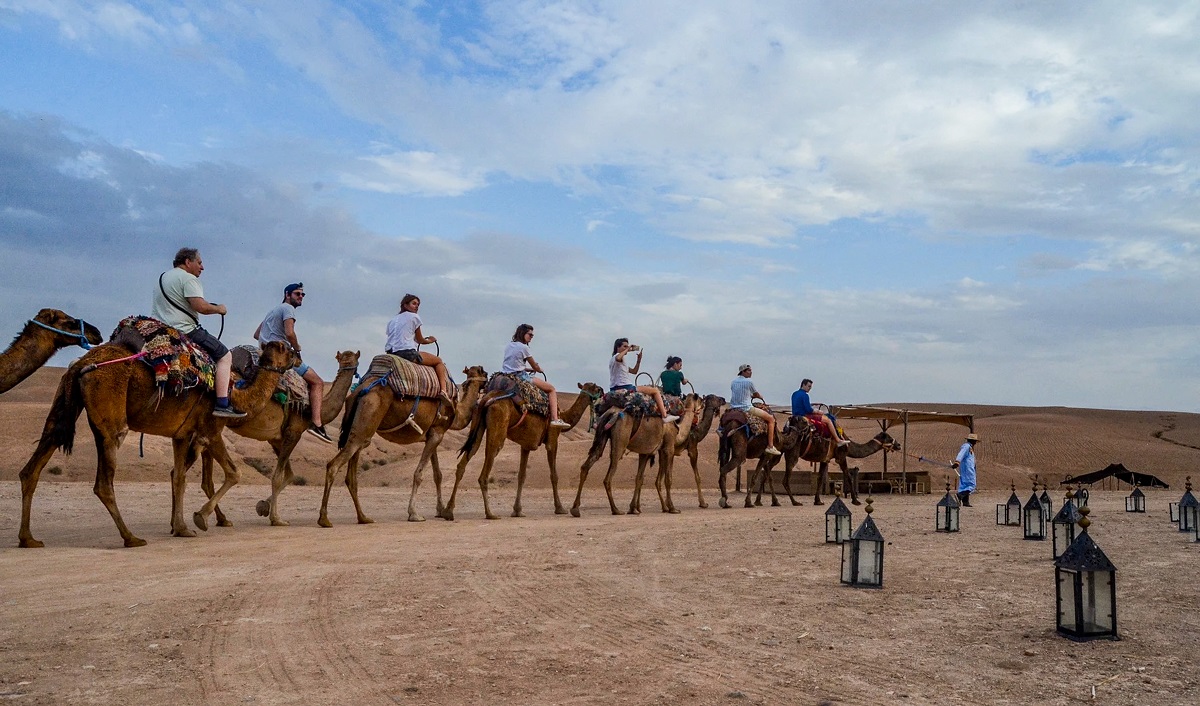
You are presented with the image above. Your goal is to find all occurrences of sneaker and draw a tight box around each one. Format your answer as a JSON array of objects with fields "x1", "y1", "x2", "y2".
[
  {"x1": 307, "y1": 424, "x2": 334, "y2": 444},
  {"x1": 764, "y1": 446, "x2": 782, "y2": 456},
  {"x1": 550, "y1": 419, "x2": 572, "y2": 429},
  {"x1": 663, "y1": 415, "x2": 680, "y2": 423},
  {"x1": 212, "y1": 405, "x2": 247, "y2": 419}
]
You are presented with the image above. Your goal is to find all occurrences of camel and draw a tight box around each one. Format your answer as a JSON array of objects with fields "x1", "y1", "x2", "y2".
[
  {"x1": 197, "y1": 350, "x2": 362, "y2": 527},
  {"x1": 442, "y1": 380, "x2": 604, "y2": 521},
  {"x1": 1, "y1": 309, "x2": 103, "y2": 395},
  {"x1": 670, "y1": 394, "x2": 726, "y2": 508},
  {"x1": 319, "y1": 365, "x2": 488, "y2": 526},
  {"x1": 751, "y1": 418, "x2": 901, "y2": 507},
  {"x1": 715, "y1": 406, "x2": 787, "y2": 508},
  {"x1": 571, "y1": 394, "x2": 700, "y2": 517},
  {"x1": 17, "y1": 339, "x2": 296, "y2": 548}
]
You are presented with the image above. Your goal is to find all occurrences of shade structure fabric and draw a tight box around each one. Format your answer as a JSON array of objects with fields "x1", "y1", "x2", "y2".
[{"x1": 1061, "y1": 463, "x2": 1169, "y2": 489}]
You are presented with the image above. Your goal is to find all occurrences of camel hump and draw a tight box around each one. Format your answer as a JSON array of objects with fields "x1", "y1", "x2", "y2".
[
  {"x1": 230, "y1": 345, "x2": 258, "y2": 382},
  {"x1": 720, "y1": 409, "x2": 748, "y2": 427},
  {"x1": 109, "y1": 325, "x2": 145, "y2": 354}
]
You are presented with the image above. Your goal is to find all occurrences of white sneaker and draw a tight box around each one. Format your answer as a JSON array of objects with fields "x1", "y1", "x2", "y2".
[
  {"x1": 664, "y1": 415, "x2": 680, "y2": 423},
  {"x1": 764, "y1": 446, "x2": 782, "y2": 456},
  {"x1": 550, "y1": 419, "x2": 571, "y2": 429}
]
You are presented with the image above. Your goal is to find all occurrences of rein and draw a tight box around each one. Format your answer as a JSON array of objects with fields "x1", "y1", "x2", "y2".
[{"x1": 29, "y1": 318, "x2": 94, "y2": 349}]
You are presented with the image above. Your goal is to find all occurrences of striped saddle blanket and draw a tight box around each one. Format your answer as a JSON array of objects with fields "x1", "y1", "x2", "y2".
[
  {"x1": 598, "y1": 390, "x2": 684, "y2": 418},
  {"x1": 232, "y1": 345, "x2": 308, "y2": 408},
  {"x1": 721, "y1": 408, "x2": 768, "y2": 436},
  {"x1": 485, "y1": 373, "x2": 549, "y2": 416},
  {"x1": 111, "y1": 316, "x2": 215, "y2": 393},
  {"x1": 361, "y1": 354, "x2": 457, "y2": 399}
]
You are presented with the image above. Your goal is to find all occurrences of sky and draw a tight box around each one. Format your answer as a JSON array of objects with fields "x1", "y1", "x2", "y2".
[{"x1": 2, "y1": 1, "x2": 1199, "y2": 412}]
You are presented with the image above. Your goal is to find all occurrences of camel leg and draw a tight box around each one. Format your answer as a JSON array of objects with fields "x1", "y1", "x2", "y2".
[
  {"x1": 430, "y1": 450, "x2": 445, "y2": 518},
  {"x1": 546, "y1": 438, "x2": 566, "y2": 515},
  {"x1": 477, "y1": 440, "x2": 502, "y2": 521},
  {"x1": 193, "y1": 437, "x2": 240, "y2": 532},
  {"x1": 512, "y1": 448, "x2": 531, "y2": 518},
  {"x1": 407, "y1": 430, "x2": 444, "y2": 522},
  {"x1": 320, "y1": 446, "x2": 353, "y2": 528},
  {"x1": 442, "y1": 445, "x2": 475, "y2": 522},
  {"x1": 322, "y1": 395, "x2": 386, "y2": 527},
  {"x1": 782, "y1": 452, "x2": 802, "y2": 506},
  {"x1": 199, "y1": 448, "x2": 233, "y2": 528},
  {"x1": 629, "y1": 455, "x2": 647, "y2": 515},
  {"x1": 735, "y1": 462, "x2": 743, "y2": 493},
  {"x1": 813, "y1": 461, "x2": 830, "y2": 506},
  {"x1": 688, "y1": 443, "x2": 708, "y2": 509},
  {"x1": 89, "y1": 427, "x2": 148, "y2": 548},
  {"x1": 745, "y1": 460, "x2": 761, "y2": 508},
  {"x1": 257, "y1": 433, "x2": 301, "y2": 527},
  {"x1": 169, "y1": 439, "x2": 199, "y2": 537},
  {"x1": 346, "y1": 450, "x2": 374, "y2": 524},
  {"x1": 656, "y1": 448, "x2": 679, "y2": 514},
  {"x1": 842, "y1": 459, "x2": 862, "y2": 505},
  {"x1": 603, "y1": 440, "x2": 626, "y2": 516},
  {"x1": 571, "y1": 428, "x2": 610, "y2": 517},
  {"x1": 17, "y1": 438, "x2": 62, "y2": 548}
]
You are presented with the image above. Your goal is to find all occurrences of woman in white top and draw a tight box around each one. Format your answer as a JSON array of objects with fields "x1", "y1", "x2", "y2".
[
  {"x1": 385, "y1": 293, "x2": 450, "y2": 401},
  {"x1": 502, "y1": 324, "x2": 570, "y2": 429},
  {"x1": 609, "y1": 338, "x2": 678, "y2": 423}
]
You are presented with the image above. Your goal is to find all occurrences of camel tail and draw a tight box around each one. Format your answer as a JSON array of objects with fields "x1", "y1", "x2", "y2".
[
  {"x1": 44, "y1": 364, "x2": 85, "y2": 454},
  {"x1": 458, "y1": 398, "x2": 490, "y2": 457},
  {"x1": 717, "y1": 430, "x2": 731, "y2": 468},
  {"x1": 587, "y1": 407, "x2": 620, "y2": 458}
]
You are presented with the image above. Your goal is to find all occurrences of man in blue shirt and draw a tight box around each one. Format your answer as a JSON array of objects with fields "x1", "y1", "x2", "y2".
[
  {"x1": 790, "y1": 379, "x2": 847, "y2": 447},
  {"x1": 952, "y1": 433, "x2": 979, "y2": 506},
  {"x1": 731, "y1": 364, "x2": 781, "y2": 456}
]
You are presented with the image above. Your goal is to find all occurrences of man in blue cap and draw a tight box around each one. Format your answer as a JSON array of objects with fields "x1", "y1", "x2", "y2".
[{"x1": 254, "y1": 283, "x2": 332, "y2": 443}]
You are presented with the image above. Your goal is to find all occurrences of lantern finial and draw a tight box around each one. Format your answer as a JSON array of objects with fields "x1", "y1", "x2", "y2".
[
  {"x1": 865, "y1": 496, "x2": 874, "y2": 515},
  {"x1": 1187, "y1": 476, "x2": 1193, "y2": 492},
  {"x1": 1078, "y1": 503, "x2": 1091, "y2": 530}
]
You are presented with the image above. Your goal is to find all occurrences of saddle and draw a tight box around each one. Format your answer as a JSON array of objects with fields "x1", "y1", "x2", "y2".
[
  {"x1": 720, "y1": 408, "x2": 767, "y2": 436},
  {"x1": 598, "y1": 389, "x2": 678, "y2": 418},
  {"x1": 484, "y1": 372, "x2": 549, "y2": 416},
  {"x1": 111, "y1": 316, "x2": 215, "y2": 393},
  {"x1": 359, "y1": 354, "x2": 457, "y2": 400},
  {"x1": 232, "y1": 345, "x2": 309, "y2": 408}
]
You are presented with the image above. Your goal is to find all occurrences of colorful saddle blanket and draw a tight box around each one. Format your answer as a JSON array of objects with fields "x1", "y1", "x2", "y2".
[
  {"x1": 360, "y1": 354, "x2": 457, "y2": 400},
  {"x1": 485, "y1": 373, "x2": 549, "y2": 416},
  {"x1": 721, "y1": 408, "x2": 767, "y2": 436},
  {"x1": 598, "y1": 389, "x2": 681, "y2": 418},
  {"x1": 111, "y1": 316, "x2": 215, "y2": 393},
  {"x1": 232, "y1": 345, "x2": 309, "y2": 408}
]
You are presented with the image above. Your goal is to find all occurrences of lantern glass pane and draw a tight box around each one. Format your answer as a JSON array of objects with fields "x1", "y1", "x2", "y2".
[
  {"x1": 1056, "y1": 567, "x2": 1079, "y2": 633},
  {"x1": 856, "y1": 539, "x2": 883, "y2": 586},
  {"x1": 840, "y1": 542, "x2": 854, "y2": 583},
  {"x1": 826, "y1": 513, "x2": 837, "y2": 543},
  {"x1": 947, "y1": 505, "x2": 960, "y2": 532},
  {"x1": 1169, "y1": 502, "x2": 1179, "y2": 523},
  {"x1": 1182, "y1": 506, "x2": 1199, "y2": 532},
  {"x1": 996, "y1": 505, "x2": 1005, "y2": 524},
  {"x1": 1081, "y1": 570, "x2": 1115, "y2": 635},
  {"x1": 1023, "y1": 505, "x2": 1045, "y2": 539},
  {"x1": 837, "y1": 515, "x2": 852, "y2": 544},
  {"x1": 1052, "y1": 522, "x2": 1075, "y2": 559}
]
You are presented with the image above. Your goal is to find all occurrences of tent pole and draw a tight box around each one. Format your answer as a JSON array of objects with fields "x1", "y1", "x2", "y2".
[{"x1": 902, "y1": 410, "x2": 909, "y2": 492}]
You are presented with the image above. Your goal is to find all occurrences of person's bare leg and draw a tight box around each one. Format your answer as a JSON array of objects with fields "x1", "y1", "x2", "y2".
[
  {"x1": 216, "y1": 352, "x2": 233, "y2": 398},
  {"x1": 533, "y1": 377, "x2": 560, "y2": 419},
  {"x1": 419, "y1": 351, "x2": 451, "y2": 398},
  {"x1": 303, "y1": 368, "x2": 325, "y2": 424}
]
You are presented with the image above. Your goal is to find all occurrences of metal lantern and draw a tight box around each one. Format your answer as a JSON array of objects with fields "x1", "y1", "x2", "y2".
[
  {"x1": 1075, "y1": 487, "x2": 1090, "y2": 509},
  {"x1": 1054, "y1": 505, "x2": 1117, "y2": 641},
  {"x1": 996, "y1": 482, "x2": 1021, "y2": 526},
  {"x1": 1039, "y1": 486, "x2": 1053, "y2": 522},
  {"x1": 1052, "y1": 490, "x2": 1082, "y2": 560},
  {"x1": 1124, "y1": 486, "x2": 1146, "y2": 513},
  {"x1": 825, "y1": 494, "x2": 853, "y2": 544},
  {"x1": 936, "y1": 481, "x2": 961, "y2": 533},
  {"x1": 1179, "y1": 478, "x2": 1199, "y2": 533},
  {"x1": 1023, "y1": 484, "x2": 1046, "y2": 540},
  {"x1": 841, "y1": 496, "x2": 884, "y2": 588}
]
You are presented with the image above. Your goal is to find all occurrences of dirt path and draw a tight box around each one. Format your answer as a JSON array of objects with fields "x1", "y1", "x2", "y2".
[{"x1": 2, "y1": 482, "x2": 1198, "y2": 705}]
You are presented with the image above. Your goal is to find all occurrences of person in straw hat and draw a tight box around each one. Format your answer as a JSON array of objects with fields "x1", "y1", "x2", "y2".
[{"x1": 952, "y1": 433, "x2": 980, "y2": 506}]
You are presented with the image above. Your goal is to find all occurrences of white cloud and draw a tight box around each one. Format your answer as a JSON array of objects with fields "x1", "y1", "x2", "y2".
[{"x1": 342, "y1": 151, "x2": 486, "y2": 197}]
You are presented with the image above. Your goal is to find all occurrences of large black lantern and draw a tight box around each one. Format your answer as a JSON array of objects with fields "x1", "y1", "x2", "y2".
[
  {"x1": 1052, "y1": 489, "x2": 1082, "y2": 560},
  {"x1": 996, "y1": 482, "x2": 1021, "y2": 526},
  {"x1": 1179, "y1": 478, "x2": 1198, "y2": 533},
  {"x1": 1055, "y1": 505, "x2": 1117, "y2": 641},
  {"x1": 1125, "y1": 486, "x2": 1146, "y2": 513},
  {"x1": 825, "y1": 494, "x2": 853, "y2": 544},
  {"x1": 841, "y1": 496, "x2": 884, "y2": 588},
  {"x1": 936, "y1": 481, "x2": 961, "y2": 533},
  {"x1": 1039, "y1": 485, "x2": 1053, "y2": 521},
  {"x1": 1023, "y1": 483, "x2": 1046, "y2": 540}
]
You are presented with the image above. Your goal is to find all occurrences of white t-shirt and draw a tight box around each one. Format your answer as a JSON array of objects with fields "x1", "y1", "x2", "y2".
[
  {"x1": 502, "y1": 341, "x2": 532, "y2": 374},
  {"x1": 257, "y1": 303, "x2": 296, "y2": 345},
  {"x1": 609, "y1": 353, "x2": 636, "y2": 389},
  {"x1": 385, "y1": 311, "x2": 421, "y2": 352},
  {"x1": 152, "y1": 267, "x2": 203, "y2": 334}
]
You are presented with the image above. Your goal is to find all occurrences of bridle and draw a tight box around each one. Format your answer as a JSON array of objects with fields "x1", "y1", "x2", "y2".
[{"x1": 29, "y1": 317, "x2": 94, "y2": 349}]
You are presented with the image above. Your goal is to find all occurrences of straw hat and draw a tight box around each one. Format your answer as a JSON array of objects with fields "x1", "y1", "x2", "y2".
[{"x1": 966, "y1": 433, "x2": 980, "y2": 442}]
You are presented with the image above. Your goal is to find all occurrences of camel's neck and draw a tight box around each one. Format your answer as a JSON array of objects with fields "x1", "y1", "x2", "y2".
[
  {"x1": 449, "y1": 380, "x2": 485, "y2": 430},
  {"x1": 561, "y1": 392, "x2": 596, "y2": 426},
  {"x1": 229, "y1": 367, "x2": 287, "y2": 417},
  {"x1": 0, "y1": 326, "x2": 60, "y2": 394},
  {"x1": 846, "y1": 439, "x2": 885, "y2": 459},
  {"x1": 318, "y1": 366, "x2": 359, "y2": 425}
]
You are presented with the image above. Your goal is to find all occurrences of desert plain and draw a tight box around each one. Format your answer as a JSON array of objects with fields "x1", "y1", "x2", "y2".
[{"x1": 1, "y1": 367, "x2": 1198, "y2": 705}]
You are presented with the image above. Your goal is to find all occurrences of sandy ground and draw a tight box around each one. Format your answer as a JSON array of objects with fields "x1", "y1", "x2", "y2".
[{"x1": 3, "y1": 368, "x2": 1200, "y2": 704}]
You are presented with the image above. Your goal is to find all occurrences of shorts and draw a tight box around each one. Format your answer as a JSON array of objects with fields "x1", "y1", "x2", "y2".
[
  {"x1": 610, "y1": 384, "x2": 635, "y2": 392},
  {"x1": 187, "y1": 326, "x2": 229, "y2": 361},
  {"x1": 294, "y1": 362, "x2": 310, "y2": 376},
  {"x1": 515, "y1": 371, "x2": 534, "y2": 382},
  {"x1": 387, "y1": 348, "x2": 422, "y2": 364}
]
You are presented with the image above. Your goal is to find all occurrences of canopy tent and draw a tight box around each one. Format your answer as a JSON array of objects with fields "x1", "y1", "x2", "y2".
[
  {"x1": 828, "y1": 406, "x2": 975, "y2": 492},
  {"x1": 1061, "y1": 463, "x2": 1170, "y2": 489}
]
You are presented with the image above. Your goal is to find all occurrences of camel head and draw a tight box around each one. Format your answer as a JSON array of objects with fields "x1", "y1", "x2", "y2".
[
  {"x1": 334, "y1": 349, "x2": 361, "y2": 373},
  {"x1": 461, "y1": 365, "x2": 488, "y2": 388},
  {"x1": 874, "y1": 431, "x2": 900, "y2": 452},
  {"x1": 577, "y1": 381, "x2": 604, "y2": 402},
  {"x1": 30, "y1": 308, "x2": 104, "y2": 347},
  {"x1": 259, "y1": 340, "x2": 299, "y2": 372},
  {"x1": 702, "y1": 394, "x2": 726, "y2": 414}
]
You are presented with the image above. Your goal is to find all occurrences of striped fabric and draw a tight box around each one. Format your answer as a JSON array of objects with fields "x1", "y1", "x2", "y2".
[{"x1": 361, "y1": 354, "x2": 456, "y2": 399}]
